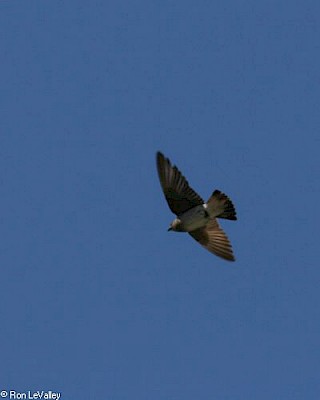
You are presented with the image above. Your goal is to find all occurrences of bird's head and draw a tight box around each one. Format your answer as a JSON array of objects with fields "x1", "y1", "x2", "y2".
[{"x1": 168, "y1": 218, "x2": 182, "y2": 231}]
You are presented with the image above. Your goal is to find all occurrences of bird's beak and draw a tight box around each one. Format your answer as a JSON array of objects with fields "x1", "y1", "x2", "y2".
[{"x1": 167, "y1": 227, "x2": 172, "y2": 231}]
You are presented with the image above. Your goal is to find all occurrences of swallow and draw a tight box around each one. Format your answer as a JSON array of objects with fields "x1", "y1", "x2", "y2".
[{"x1": 156, "y1": 151, "x2": 237, "y2": 261}]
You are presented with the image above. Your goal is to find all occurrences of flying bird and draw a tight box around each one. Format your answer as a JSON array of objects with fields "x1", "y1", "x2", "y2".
[{"x1": 156, "y1": 151, "x2": 237, "y2": 261}]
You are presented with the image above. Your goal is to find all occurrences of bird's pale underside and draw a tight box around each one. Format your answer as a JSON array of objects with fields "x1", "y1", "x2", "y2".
[{"x1": 156, "y1": 151, "x2": 237, "y2": 261}]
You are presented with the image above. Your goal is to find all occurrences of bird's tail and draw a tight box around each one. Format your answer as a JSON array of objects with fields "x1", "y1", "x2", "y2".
[{"x1": 206, "y1": 190, "x2": 237, "y2": 220}]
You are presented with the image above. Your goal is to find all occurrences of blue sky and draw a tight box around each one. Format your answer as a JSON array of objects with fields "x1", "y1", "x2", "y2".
[{"x1": 1, "y1": 1, "x2": 319, "y2": 399}]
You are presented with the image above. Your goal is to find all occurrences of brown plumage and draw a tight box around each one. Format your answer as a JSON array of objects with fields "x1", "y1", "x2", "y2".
[{"x1": 156, "y1": 151, "x2": 237, "y2": 262}]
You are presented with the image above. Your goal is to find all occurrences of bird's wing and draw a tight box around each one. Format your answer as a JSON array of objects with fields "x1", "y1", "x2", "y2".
[
  {"x1": 189, "y1": 219, "x2": 235, "y2": 261},
  {"x1": 156, "y1": 152, "x2": 204, "y2": 215}
]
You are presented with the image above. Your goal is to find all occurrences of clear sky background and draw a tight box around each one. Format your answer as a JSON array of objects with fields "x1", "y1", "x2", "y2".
[{"x1": 1, "y1": 2, "x2": 319, "y2": 399}]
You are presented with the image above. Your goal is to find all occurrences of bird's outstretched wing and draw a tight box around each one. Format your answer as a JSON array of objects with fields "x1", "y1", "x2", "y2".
[
  {"x1": 189, "y1": 219, "x2": 235, "y2": 261},
  {"x1": 156, "y1": 152, "x2": 204, "y2": 216}
]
